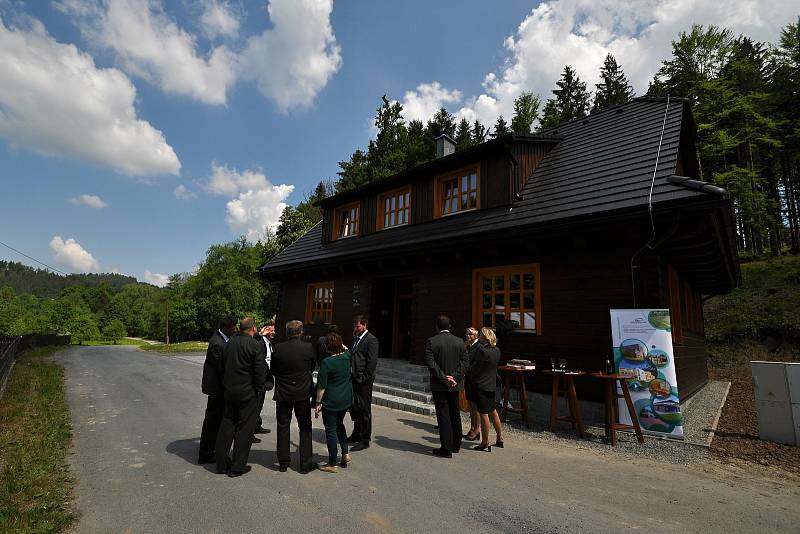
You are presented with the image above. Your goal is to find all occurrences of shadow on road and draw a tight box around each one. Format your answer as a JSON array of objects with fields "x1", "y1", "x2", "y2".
[
  {"x1": 397, "y1": 418, "x2": 436, "y2": 433},
  {"x1": 373, "y1": 435, "x2": 435, "y2": 456},
  {"x1": 166, "y1": 438, "x2": 217, "y2": 473}
]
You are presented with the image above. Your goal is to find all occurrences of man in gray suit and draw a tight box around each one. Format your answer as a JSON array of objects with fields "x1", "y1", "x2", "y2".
[{"x1": 425, "y1": 315, "x2": 469, "y2": 458}]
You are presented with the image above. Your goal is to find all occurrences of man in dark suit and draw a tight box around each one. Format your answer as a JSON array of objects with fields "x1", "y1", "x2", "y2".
[
  {"x1": 348, "y1": 315, "x2": 379, "y2": 451},
  {"x1": 314, "y1": 324, "x2": 339, "y2": 366},
  {"x1": 198, "y1": 316, "x2": 236, "y2": 464},
  {"x1": 214, "y1": 317, "x2": 268, "y2": 477},
  {"x1": 252, "y1": 322, "x2": 275, "y2": 437},
  {"x1": 425, "y1": 315, "x2": 469, "y2": 458},
  {"x1": 271, "y1": 320, "x2": 316, "y2": 473}
]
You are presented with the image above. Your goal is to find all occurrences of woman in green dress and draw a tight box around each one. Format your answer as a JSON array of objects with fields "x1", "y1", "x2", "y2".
[{"x1": 314, "y1": 332, "x2": 354, "y2": 473}]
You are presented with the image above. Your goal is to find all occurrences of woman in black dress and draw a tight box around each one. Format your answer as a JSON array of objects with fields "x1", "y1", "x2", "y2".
[{"x1": 469, "y1": 327, "x2": 504, "y2": 451}]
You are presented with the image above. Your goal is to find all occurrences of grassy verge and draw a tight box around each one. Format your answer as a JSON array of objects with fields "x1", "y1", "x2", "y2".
[
  {"x1": 138, "y1": 340, "x2": 208, "y2": 352},
  {"x1": 0, "y1": 346, "x2": 75, "y2": 533},
  {"x1": 72, "y1": 338, "x2": 147, "y2": 347}
]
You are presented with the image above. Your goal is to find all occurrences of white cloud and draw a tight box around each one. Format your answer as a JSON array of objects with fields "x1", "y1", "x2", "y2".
[
  {"x1": 173, "y1": 184, "x2": 197, "y2": 200},
  {"x1": 58, "y1": 0, "x2": 237, "y2": 105},
  {"x1": 199, "y1": 0, "x2": 240, "y2": 39},
  {"x1": 0, "y1": 17, "x2": 181, "y2": 176},
  {"x1": 204, "y1": 162, "x2": 269, "y2": 196},
  {"x1": 69, "y1": 194, "x2": 109, "y2": 209},
  {"x1": 240, "y1": 0, "x2": 342, "y2": 112},
  {"x1": 413, "y1": 0, "x2": 799, "y2": 127},
  {"x1": 399, "y1": 82, "x2": 463, "y2": 124},
  {"x1": 143, "y1": 270, "x2": 169, "y2": 287},
  {"x1": 50, "y1": 236, "x2": 100, "y2": 273},
  {"x1": 226, "y1": 186, "x2": 294, "y2": 241}
]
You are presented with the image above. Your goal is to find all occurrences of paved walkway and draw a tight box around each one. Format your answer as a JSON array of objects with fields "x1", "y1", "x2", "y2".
[{"x1": 58, "y1": 346, "x2": 800, "y2": 534}]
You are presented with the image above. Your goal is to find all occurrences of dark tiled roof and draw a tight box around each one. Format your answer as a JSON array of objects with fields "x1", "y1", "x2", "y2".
[{"x1": 262, "y1": 98, "x2": 723, "y2": 274}]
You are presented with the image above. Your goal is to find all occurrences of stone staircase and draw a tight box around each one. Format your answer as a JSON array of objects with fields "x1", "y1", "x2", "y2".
[{"x1": 371, "y1": 359, "x2": 436, "y2": 416}]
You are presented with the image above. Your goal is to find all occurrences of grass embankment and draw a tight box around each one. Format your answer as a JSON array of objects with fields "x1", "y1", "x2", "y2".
[
  {"x1": 0, "y1": 346, "x2": 75, "y2": 533},
  {"x1": 139, "y1": 340, "x2": 208, "y2": 352},
  {"x1": 72, "y1": 337, "x2": 148, "y2": 347},
  {"x1": 703, "y1": 254, "x2": 800, "y2": 474}
]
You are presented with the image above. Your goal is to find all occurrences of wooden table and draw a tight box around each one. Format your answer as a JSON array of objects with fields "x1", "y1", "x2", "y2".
[
  {"x1": 542, "y1": 370, "x2": 585, "y2": 437},
  {"x1": 590, "y1": 372, "x2": 645, "y2": 445},
  {"x1": 497, "y1": 365, "x2": 535, "y2": 428}
]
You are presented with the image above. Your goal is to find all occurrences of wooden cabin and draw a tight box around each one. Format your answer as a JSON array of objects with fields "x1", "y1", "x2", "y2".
[{"x1": 260, "y1": 97, "x2": 739, "y2": 400}]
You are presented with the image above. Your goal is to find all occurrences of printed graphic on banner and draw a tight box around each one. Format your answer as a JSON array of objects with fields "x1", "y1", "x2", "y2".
[{"x1": 610, "y1": 309, "x2": 684, "y2": 439}]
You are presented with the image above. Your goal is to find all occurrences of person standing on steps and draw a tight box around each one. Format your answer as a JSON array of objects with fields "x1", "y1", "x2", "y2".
[
  {"x1": 198, "y1": 316, "x2": 236, "y2": 465},
  {"x1": 348, "y1": 315, "x2": 379, "y2": 452},
  {"x1": 425, "y1": 315, "x2": 469, "y2": 459}
]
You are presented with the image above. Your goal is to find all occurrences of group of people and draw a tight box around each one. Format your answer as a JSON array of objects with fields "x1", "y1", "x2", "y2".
[
  {"x1": 198, "y1": 313, "x2": 503, "y2": 477},
  {"x1": 198, "y1": 315, "x2": 378, "y2": 476}
]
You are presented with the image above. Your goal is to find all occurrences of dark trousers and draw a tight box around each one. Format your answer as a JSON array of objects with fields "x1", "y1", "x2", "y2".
[
  {"x1": 275, "y1": 400, "x2": 313, "y2": 470},
  {"x1": 349, "y1": 380, "x2": 373, "y2": 442},
  {"x1": 255, "y1": 390, "x2": 266, "y2": 430},
  {"x1": 432, "y1": 390, "x2": 463, "y2": 452},
  {"x1": 199, "y1": 394, "x2": 225, "y2": 460},
  {"x1": 321, "y1": 408, "x2": 349, "y2": 465},
  {"x1": 215, "y1": 394, "x2": 260, "y2": 473}
]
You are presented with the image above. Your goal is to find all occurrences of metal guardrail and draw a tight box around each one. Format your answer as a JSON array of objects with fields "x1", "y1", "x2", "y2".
[{"x1": 0, "y1": 335, "x2": 23, "y2": 400}]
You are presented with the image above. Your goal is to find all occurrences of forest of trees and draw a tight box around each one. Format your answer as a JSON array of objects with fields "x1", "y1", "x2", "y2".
[{"x1": 2, "y1": 19, "x2": 797, "y2": 341}]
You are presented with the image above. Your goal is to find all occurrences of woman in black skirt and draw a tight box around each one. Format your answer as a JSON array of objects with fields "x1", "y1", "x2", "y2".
[
  {"x1": 463, "y1": 327, "x2": 482, "y2": 441},
  {"x1": 469, "y1": 327, "x2": 504, "y2": 451}
]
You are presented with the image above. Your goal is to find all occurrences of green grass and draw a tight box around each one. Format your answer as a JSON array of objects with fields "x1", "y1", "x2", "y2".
[
  {"x1": 704, "y1": 254, "x2": 800, "y2": 344},
  {"x1": 138, "y1": 340, "x2": 208, "y2": 352},
  {"x1": 0, "y1": 346, "x2": 75, "y2": 533},
  {"x1": 71, "y1": 337, "x2": 148, "y2": 347}
]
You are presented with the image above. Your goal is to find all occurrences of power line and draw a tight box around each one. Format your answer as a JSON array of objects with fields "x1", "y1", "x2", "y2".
[{"x1": 0, "y1": 239, "x2": 69, "y2": 276}]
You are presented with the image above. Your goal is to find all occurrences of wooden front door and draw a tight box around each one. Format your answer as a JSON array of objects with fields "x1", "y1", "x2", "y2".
[{"x1": 392, "y1": 278, "x2": 413, "y2": 359}]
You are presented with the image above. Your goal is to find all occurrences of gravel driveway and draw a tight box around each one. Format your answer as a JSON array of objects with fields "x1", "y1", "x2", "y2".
[{"x1": 58, "y1": 346, "x2": 799, "y2": 534}]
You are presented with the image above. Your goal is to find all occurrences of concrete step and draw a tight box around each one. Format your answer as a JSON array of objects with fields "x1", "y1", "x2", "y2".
[
  {"x1": 373, "y1": 375, "x2": 432, "y2": 393},
  {"x1": 373, "y1": 383, "x2": 433, "y2": 403},
  {"x1": 372, "y1": 390, "x2": 436, "y2": 417},
  {"x1": 375, "y1": 368, "x2": 430, "y2": 382}
]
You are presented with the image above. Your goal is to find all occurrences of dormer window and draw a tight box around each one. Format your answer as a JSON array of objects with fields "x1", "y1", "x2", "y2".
[
  {"x1": 334, "y1": 202, "x2": 359, "y2": 239},
  {"x1": 378, "y1": 186, "x2": 411, "y2": 230},
  {"x1": 435, "y1": 165, "x2": 479, "y2": 218}
]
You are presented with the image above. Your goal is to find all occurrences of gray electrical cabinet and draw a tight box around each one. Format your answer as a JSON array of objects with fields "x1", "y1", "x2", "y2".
[{"x1": 751, "y1": 361, "x2": 800, "y2": 446}]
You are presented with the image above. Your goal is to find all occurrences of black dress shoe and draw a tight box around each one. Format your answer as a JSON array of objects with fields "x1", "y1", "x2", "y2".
[
  {"x1": 251, "y1": 436, "x2": 261, "y2": 443},
  {"x1": 452, "y1": 447, "x2": 460, "y2": 454},
  {"x1": 346, "y1": 434, "x2": 360, "y2": 444},
  {"x1": 197, "y1": 456, "x2": 215, "y2": 465},
  {"x1": 227, "y1": 465, "x2": 252, "y2": 477},
  {"x1": 278, "y1": 464, "x2": 288, "y2": 472},
  {"x1": 299, "y1": 466, "x2": 314, "y2": 474},
  {"x1": 432, "y1": 448, "x2": 452, "y2": 458},
  {"x1": 463, "y1": 432, "x2": 480, "y2": 441},
  {"x1": 254, "y1": 426, "x2": 270, "y2": 434},
  {"x1": 350, "y1": 441, "x2": 370, "y2": 452}
]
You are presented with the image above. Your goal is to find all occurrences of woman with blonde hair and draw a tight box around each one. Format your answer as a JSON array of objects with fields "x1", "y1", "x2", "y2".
[
  {"x1": 463, "y1": 327, "x2": 482, "y2": 441},
  {"x1": 467, "y1": 327, "x2": 504, "y2": 451}
]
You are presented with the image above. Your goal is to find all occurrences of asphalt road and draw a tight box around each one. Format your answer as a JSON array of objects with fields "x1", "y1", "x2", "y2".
[{"x1": 58, "y1": 346, "x2": 799, "y2": 534}]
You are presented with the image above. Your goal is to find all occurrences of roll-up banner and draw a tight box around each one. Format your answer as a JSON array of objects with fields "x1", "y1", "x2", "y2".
[{"x1": 610, "y1": 309, "x2": 684, "y2": 440}]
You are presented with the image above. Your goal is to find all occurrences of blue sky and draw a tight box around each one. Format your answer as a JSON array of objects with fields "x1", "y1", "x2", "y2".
[{"x1": 0, "y1": 0, "x2": 794, "y2": 285}]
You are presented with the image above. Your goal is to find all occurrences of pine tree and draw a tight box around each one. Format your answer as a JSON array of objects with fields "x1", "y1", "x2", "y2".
[
  {"x1": 455, "y1": 118, "x2": 473, "y2": 150},
  {"x1": 539, "y1": 65, "x2": 591, "y2": 129},
  {"x1": 472, "y1": 120, "x2": 487, "y2": 144},
  {"x1": 336, "y1": 149, "x2": 370, "y2": 193},
  {"x1": 404, "y1": 119, "x2": 429, "y2": 169},
  {"x1": 424, "y1": 107, "x2": 457, "y2": 157},
  {"x1": 510, "y1": 92, "x2": 541, "y2": 134},
  {"x1": 490, "y1": 115, "x2": 510, "y2": 138},
  {"x1": 593, "y1": 54, "x2": 634, "y2": 112},
  {"x1": 367, "y1": 95, "x2": 407, "y2": 179}
]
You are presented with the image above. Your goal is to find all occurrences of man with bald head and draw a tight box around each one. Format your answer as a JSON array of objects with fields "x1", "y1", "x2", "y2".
[
  {"x1": 215, "y1": 317, "x2": 268, "y2": 477},
  {"x1": 271, "y1": 319, "x2": 316, "y2": 473}
]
